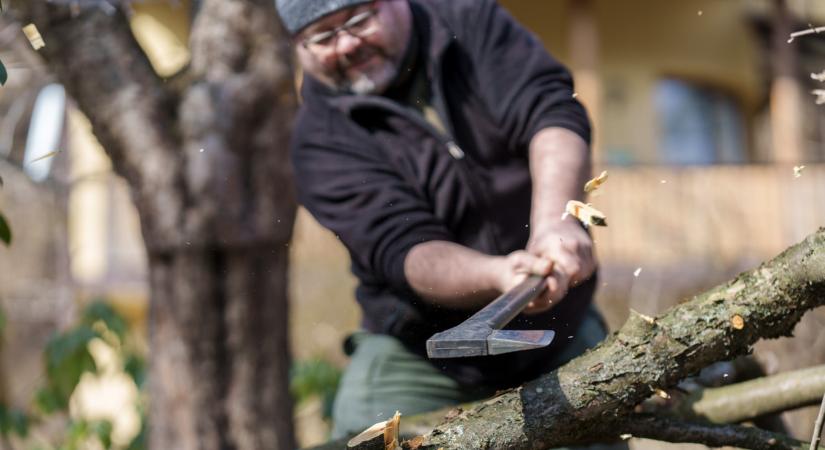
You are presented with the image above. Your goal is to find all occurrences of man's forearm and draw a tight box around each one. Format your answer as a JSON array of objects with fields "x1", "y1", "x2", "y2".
[
  {"x1": 528, "y1": 127, "x2": 591, "y2": 231},
  {"x1": 403, "y1": 240, "x2": 502, "y2": 310}
]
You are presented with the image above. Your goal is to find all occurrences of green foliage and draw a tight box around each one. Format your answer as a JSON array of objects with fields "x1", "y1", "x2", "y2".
[
  {"x1": 123, "y1": 354, "x2": 146, "y2": 388},
  {"x1": 37, "y1": 327, "x2": 98, "y2": 413},
  {"x1": 0, "y1": 211, "x2": 11, "y2": 246},
  {"x1": 82, "y1": 301, "x2": 129, "y2": 342},
  {"x1": 56, "y1": 419, "x2": 113, "y2": 450},
  {"x1": 0, "y1": 300, "x2": 147, "y2": 449},
  {"x1": 0, "y1": 405, "x2": 28, "y2": 438},
  {"x1": 290, "y1": 357, "x2": 342, "y2": 420}
]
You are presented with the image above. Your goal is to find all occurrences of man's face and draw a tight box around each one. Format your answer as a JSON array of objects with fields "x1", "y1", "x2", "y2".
[{"x1": 294, "y1": 0, "x2": 412, "y2": 95}]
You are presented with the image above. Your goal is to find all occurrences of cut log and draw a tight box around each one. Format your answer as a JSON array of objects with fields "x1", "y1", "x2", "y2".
[{"x1": 404, "y1": 229, "x2": 825, "y2": 449}]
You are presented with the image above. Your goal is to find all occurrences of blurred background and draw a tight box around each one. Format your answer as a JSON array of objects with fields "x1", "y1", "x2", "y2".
[{"x1": 1, "y1": 0, "x2": 824, "y2": 448}]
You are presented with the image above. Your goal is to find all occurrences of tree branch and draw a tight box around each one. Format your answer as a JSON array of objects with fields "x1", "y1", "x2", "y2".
[
  {"x1": 404, "y1": 228, "x2": 825, "y2": 449},
  {"x1": 10, "y1": 1, "x2": 185, "y2": 248},
  {"x1": 621, "y1": 415, "x2": 820, "y2": 450},
  {"x1": 667, "y1": 364, "x2": 825, "y2": 424}
]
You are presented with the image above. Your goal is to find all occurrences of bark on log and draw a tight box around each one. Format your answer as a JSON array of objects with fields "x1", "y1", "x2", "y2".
[
  {"x1": 401, "y1": 229, "x2": 825, "y2": 449},
  {"x1": 10, "y1": 1, "x2": 298, "y2": 449}
]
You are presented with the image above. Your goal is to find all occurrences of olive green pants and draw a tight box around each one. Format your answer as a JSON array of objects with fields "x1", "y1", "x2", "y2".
[{"x1": 331, "y1": 307, "x2": 623, "y2": 449}]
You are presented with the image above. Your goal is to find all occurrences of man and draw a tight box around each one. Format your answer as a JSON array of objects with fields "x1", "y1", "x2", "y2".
[{"x1": 276, "y1": 0, "x2": 607, "y2": 437}]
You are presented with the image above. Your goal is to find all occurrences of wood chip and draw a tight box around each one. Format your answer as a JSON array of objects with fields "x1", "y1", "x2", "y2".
[
  {"x1": 731, "y1": 315, "x2": 745, "y2": 330},
  {"x1": 565, "y1": 200, "x2": 607, "y2": 227},
  {"x1": 584, "y1": 170, "x2": 608, "y2": 193},
  {"x1": 23, "y1": 24, "x2": 45, "y2": 50},
  {"x1": 655, "y1": 389, "x2": 671, "y2": 399},
  {"x1": 346, "y1": 411, "x2": 402, "y2": 450},
  {"x1": 794, "y1": 165, "x2": 806, "y2": 178},
  {"x1": 620, "y1": 434, "x2": 633, "y2": 440}
]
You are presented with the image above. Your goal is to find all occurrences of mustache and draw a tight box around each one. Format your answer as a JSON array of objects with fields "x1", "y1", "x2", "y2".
[{"x1": 337, "y1": 46, "x2": 387, "y2": 72}]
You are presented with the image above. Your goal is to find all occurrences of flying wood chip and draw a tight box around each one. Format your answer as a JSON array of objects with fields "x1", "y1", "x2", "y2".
[
  {"x1": 23, "y1": 24, "x2": 45, "y2": 50},
  {"x1": 584, "y1": 170, "x2": 608, "y2": 193},
  {"x1": 731, "y1": 314, "x2": 745, "y2": 330},
  {"x1": 565, "y1": 200, "x2": 607, "y2": 227}
]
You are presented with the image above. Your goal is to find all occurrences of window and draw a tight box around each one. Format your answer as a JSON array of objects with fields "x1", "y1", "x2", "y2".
[{"x1": 654, "y1": 78, "x2": 746, "y2": 165}]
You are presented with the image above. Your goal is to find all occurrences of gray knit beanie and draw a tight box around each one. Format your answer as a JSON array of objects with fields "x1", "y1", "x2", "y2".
[{"x1": 276, "y1": 0, "x2": 373, "y2": 35}]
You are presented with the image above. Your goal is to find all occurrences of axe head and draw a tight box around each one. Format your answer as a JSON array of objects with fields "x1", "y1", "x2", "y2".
[{"x1": 426, "y1": 321, "x2": 555, "y2": 359}]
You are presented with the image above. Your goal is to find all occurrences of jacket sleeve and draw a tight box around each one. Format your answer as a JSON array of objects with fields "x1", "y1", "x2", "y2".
[
  {"x1": 291, "y1": 120, "x2": 453, "y2": 290},
  {"x1": 455, "y1": 0, "x2": 591, "y2": 151}
]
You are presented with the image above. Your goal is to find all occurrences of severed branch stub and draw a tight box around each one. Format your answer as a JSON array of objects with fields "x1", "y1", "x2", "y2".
[{"x1": 348, "y1": 411, "x2": 402, "y2": 450}]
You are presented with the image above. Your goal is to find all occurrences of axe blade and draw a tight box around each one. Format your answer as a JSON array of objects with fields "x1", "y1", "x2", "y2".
[
  {"x1": 426, "y1": 275, "x2": 557, "y2": 359},
  {"x1": 487, "y1": 329, "x2": 555, "y2": 355}
]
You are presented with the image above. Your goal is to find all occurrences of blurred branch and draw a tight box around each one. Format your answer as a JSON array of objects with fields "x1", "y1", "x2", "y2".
[
  {"x1": 621, "y1": 415, "x2": 819, "y2": 450},
  {"x1": 788, "y1": 25, "x2": 825, "y2": 43},
  {"x1": 667, "y1": 364, "x2": 825, "y2": 424}
]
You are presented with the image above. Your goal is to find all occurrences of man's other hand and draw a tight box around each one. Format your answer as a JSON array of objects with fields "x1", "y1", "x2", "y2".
[{"x1": 525, "y1": 219, "x2": 596, "y2": 305}]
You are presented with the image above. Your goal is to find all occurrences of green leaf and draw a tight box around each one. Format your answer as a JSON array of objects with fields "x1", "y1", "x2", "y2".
[
  {"x1": 34, "y1": 388, "x2": 62, "y2": 414},
  {"x1": 0, "y1": 405, "x2": 29, "y2": 438},
  {"x1": 42, "y1": 327, "x2": 98, "y2": 410},
  {"x1": 290, "y1": 358, "x2": 342, "y2": 419},
  {"x1": 82, "y1": 301, "x2": 128, "y2": 341},
  {"x1": 124, "y1": 354, "x2": 146, "y2": 387},
  {"x1": 8, "y1": 409, "x2": 28, "y2": 437},
  {"x1": 0, "y1": 57, "x2": 6, "y2": 86},
  {"x1": 0, "y1": 211, "x2": 11, "y2": 246},
  {"x1": 91, "y1": 420, "x2": 113, "y2": 449}
]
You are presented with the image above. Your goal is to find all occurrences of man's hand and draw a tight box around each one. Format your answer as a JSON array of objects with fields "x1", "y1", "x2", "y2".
[
  {"x1": 492, "y1": 250, "x2": 557, "y2": 315},
  {"x1": 526, "y1": 218, "x2": 596, "y2": 305}
]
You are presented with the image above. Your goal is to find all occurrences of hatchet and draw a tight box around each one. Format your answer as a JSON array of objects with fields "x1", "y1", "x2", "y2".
[{"x1": 426, "y1": 274, "x2": 555, "y2": 358}]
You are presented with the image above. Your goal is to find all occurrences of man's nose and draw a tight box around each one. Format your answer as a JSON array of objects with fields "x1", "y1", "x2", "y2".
[{"x1": 335, "y1": 32, "x2": 363, "y2": 57}]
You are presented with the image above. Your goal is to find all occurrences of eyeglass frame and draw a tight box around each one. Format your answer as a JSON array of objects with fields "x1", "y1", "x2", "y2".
[{"x1": 299, "y1": 7, "x2": 380, "y2": 51}]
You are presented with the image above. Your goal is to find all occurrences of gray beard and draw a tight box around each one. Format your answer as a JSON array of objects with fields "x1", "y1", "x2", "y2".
[
  {"x1": 349, "y1": 74, "x2": 377, "y2": 95},
  {"x1": 342, "y1": 62, "x2": 398, "y2": 95}
]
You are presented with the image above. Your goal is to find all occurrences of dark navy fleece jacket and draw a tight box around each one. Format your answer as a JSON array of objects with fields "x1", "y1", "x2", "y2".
[{"x1": 290, "y1": 0, "x2": 596, "y2": 387}]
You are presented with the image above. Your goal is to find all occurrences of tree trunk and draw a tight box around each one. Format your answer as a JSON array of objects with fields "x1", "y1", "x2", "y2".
[
  {"x1": 11, "y1": 1, "x2": 298, "y2": 448},
  {"x1": 403, "y1": 228, "x2": 825, "y2": 449}
]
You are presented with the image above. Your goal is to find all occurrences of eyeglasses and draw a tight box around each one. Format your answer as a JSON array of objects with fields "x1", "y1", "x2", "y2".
[{"x1": 301, "y1": 8, "x2": 379, "y2": 51}]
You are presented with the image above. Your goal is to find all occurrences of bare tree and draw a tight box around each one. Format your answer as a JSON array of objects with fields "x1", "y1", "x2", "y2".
[{"x1": 8, "y1": 1, "x2": 298, "y2": 449}]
